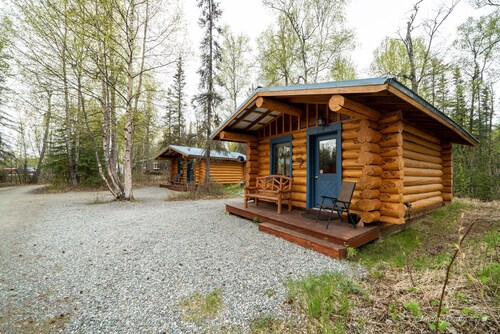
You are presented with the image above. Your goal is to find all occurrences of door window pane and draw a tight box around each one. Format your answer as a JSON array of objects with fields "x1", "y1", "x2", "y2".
[
  {"x1": 319, "y1": 139, "x2": 337, "y2": 174},
  {"x1": 273, "y1": 142, "x2": 291, "y2": 176}
]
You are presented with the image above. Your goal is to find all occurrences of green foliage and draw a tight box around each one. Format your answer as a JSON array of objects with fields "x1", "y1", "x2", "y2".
[
  {"x1": 287, "y1": 272, "x2": 362, "y2": 333},
  {"x1": 428, "y1": 320, "x2": 449, "y2": 332},
  {"x1": 403, "y1": 301, "x2": 423, "y2": 318},
  {"x1": 476, "y1": 263, "x2": 500, "y2": 289},
  {"x1": 355, "y1": 201, "x2": 469, "y2": 268}
]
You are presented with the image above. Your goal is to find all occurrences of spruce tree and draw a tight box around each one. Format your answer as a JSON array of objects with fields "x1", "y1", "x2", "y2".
[{"x1": 193, "y1": 0, "x2": 222, "y2": 185}]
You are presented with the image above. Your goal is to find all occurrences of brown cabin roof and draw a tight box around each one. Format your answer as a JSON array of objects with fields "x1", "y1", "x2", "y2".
[{"x1": 210, "y1": 77, "x2": 478, "y2": 146}]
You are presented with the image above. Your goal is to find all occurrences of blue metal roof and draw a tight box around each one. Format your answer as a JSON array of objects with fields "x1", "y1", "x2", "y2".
[{"x1": 157, "y1": 145, "x2": 246, "y2": 161}]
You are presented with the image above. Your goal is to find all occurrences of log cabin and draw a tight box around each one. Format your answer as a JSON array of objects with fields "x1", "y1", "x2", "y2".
[
  {"x1": 155, "y1": 145, "x2": 246, "y2": 189},
  {"x1": 209, "y1": 77, "x2": 478, "y2": 257}
]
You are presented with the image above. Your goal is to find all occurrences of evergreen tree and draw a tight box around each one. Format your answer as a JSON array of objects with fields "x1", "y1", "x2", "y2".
[
  {"x1": 193, "y1": 0, "x2": 223, "y2": 185},
  {"x1": 163, "y1": 55, "x2": 187, "y2": 146}
]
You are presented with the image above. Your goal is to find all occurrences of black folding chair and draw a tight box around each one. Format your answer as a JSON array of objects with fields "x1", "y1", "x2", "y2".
[{"x1": 315, "y1": 181, "x2": 357, "y2": 229}]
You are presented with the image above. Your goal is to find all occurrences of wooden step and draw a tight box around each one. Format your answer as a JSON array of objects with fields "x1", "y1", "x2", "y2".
[{"x1": 259, "y1": 223, "x2": 347, "y2": 259}]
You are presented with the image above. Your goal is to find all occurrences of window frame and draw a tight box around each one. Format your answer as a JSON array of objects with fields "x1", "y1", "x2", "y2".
[{"x1": 269, "y1": 135, "x2": 293, "y2": 177}]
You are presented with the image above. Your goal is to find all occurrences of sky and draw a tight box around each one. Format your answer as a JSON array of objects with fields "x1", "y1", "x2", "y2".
[{"x1": 180, "y1": 0, "x2": 493, "y2": 122}]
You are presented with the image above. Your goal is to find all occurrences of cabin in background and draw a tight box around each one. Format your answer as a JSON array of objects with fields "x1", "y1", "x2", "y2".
[
  {"x1": 209, "y1": 77, "x2": 478, "y2": 258},
  {"x1": 155, "y1": 145, "x2": 246, "y2": 190}
]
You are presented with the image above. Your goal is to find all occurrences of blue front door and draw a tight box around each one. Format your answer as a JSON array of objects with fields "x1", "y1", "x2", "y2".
[{"x1": 308, "y1": 128, "x2": 342, "y2": 208}]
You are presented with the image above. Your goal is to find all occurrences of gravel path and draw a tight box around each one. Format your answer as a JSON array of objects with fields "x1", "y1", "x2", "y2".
[{"x1": 0, "y1": 186, "x2": 365, "y2": 333}]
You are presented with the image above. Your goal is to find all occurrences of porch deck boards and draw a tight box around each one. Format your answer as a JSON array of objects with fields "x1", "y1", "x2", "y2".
[{"x1": 226, "y1": 202, "x2": 380, "y2": 259}]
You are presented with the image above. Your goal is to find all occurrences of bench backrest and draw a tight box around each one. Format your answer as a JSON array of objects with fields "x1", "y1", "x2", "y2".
[{"x1": 255, "y1": 175, "x2": 293, "y2": 192}]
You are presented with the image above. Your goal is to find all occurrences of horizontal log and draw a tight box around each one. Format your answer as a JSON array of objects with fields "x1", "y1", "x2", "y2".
[
  {"x1": 358, "y1": 175, "x2": 382, "y2": 189},
  {"x1": 342, "y1": 151, "x2": 360, "y2": 159},
  {"x1": 379, "y1": 133, "x2": 403, "y2": 148},
  {"x1": 404, "y1": 158, "x2": 442, "y2": 170},
  {"x1": 410, "y1": 196, "x2": 443, "y2": 209},
  {"x1": 292, "y1": 131, "x2": 307, "y2": 139},
  {"x1": 380, "y1": 146, "x2": 403, "y2": 157},
  {"x1": 403, "y1": 150, "x2": 442, "y2": 164},
  {"x1": 379, "y1": 121, "x2": 403, "y2": 134},
  {"x1": 256, "y1": 97, "x2": 302, "y2": 117},
  {"x1": 402, "y1": 141, "x2": 441, "y2": 157},
  {"x1": 380, "y1": 215, "x2": 405, "y2": 224},
  {"x1": 404, "y1": 168, "x2": 443, "y2": 177},
  {"x1": 257, "y1": 157, "x2": 270, "y2": 164},
  {"x1": 219, "y1": 131, "x2": 257, "y2": 143},
  {"x1": 292, "y1": 138, "x2": 307, "y2": 146},
  {"x1": 293, "y1": 177, "x2": 307, "y2": 185},
  {"x1": 381, "y1": 170, "x2": 403, "y2": 179},
  {"x1": 292, "y1": 169, "x2": 307, "y2": 177},
  {"x1": 342, "y1": 159, "x2": 363, "y2": 169},
  {"x1": 403, "y1": 184, "x2": 443, "y2": 195},
  {"x1": 342, "y1": 130, "x2": 360, "y2": 140},
  {"x1": 380, "y1": 179, "x2": 404, "y2": 193},
  {"x1": 382, "y1": 157, "x2": 404, "y2": 171},
  {"x1": 442, "y1": 193, "x2": 453, "y2": 202},
  {"x1": 343, "y1": 169, "x2": 363, "y2": 178},
  {"x1": 292, "y1": 185, "x2": 307, "y2": 193},
  {"x1": 361, "y1": 188, "x2": 380, "y2": 199},
  {"x1": 442, "y1": 186, "x2": 452, "y2": 193},
  {"x1": 403, "y1": 132, "x2": 442, "y2": 152},
  {"x1": 403, "y1": 123, "x2": 440, "y2": 144},
  {"x1": 362, "y1": 165, "x2": 383, "y2": 176},
  {"x1": 291, "y1": 201, "x2": 306, "y2": 209},
  {"x1": 379, "y1": 193, "x2": 403, "y2": 203},
  {"x1": 361, "y1": 211, "x2": 381, "y2": 223},
  {"x1": 404, "y1": 176, "x2": 442, "y2": 186},
  {"x1": 403, "y1": 191, "x2": 442, "y2": 203},
  {"x1": 358, "y1": 199, "x2": 382, "y2": 211},
  {"x1": 292, "y1": 192, "x2": 307, "y2": 202},
  {"x1": 378, "y1": 110, "x2": 403, "y2": 124},
  {"x1": 342, "y1": 139, "x2": 362, "y2": 150},
  {"x1": 292, "y1": 162, "x2": 307, "y2": 170},
  {"x1": 329, "y1": 95, "x2": 381, "y2": 120},
  {"x1": 342, "y1": 121, "x2": 362, "y2": 130},
  {"x1": 358, "y1": 152, "x2": 383, "y2": 165},
  {"x1": 380, "y1": 202, "x2": 406, "y2": 218}
]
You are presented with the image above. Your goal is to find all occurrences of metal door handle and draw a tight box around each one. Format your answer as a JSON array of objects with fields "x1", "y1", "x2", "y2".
[{"x1": 315, "y1": 176, "x2": 319, "y2": 179}]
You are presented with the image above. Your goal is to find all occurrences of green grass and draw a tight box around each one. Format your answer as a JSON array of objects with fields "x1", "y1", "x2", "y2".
[
  {"x1": 354, "y1": 200, "x2": 471, "y2": 269},
  {"x1": 179, "y1": 289, "x2": 223, "y2": 322},
  {"x1": 286, "y1": 272, "x2": 363, "y2": 334}
]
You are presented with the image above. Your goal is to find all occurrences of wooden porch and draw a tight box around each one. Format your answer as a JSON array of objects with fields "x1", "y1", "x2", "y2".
[{"x1": 226, "y1": 202, "x2": 381, "y2": 259}]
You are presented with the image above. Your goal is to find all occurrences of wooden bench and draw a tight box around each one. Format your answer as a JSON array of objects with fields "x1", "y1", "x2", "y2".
[{"x1": 244, "y1": 175, "x2": 293, "y2": 214}]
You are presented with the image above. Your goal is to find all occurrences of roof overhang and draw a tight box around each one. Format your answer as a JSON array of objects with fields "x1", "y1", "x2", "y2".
[{"x1": 210, "y1": 77, "x2": 478, "y2": 146}]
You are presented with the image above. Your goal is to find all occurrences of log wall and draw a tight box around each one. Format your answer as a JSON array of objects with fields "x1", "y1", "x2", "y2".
[
  {"x1": 197, "y1": 159, "x2": 245, "y2": 184},
  {"x1": 402, "y1": 122, "x2": 444, "y2": 218}
]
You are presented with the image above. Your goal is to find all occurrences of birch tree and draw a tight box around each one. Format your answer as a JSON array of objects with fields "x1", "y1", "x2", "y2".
[
  {"x1": 262, "y1": 0, "x2": 355, "y2": 84},
  {"x1": 217, "y1": 25, "x2": 252, "y2": 116}
]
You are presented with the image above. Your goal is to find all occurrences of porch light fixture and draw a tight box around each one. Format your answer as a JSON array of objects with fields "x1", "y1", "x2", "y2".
[{"x1": 318, "y1": 117, "x2": 327, "y2": 127}]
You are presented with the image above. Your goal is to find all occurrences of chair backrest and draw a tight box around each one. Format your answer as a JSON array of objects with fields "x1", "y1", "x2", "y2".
[{"x1": 338, "y1": 181, "x2": 356, "y2": 203}]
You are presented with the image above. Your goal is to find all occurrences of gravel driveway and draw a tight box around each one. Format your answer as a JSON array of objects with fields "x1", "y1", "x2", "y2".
[{"x1": 0, "y1": 186, "x2": 364, "y2": 333}]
